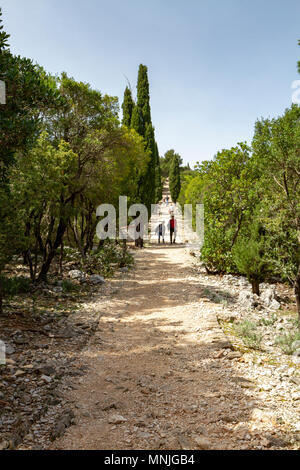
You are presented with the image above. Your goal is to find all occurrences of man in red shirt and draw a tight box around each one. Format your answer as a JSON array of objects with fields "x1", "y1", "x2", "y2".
[{"x1": 168, "y1": 215, "x2": 177, "y2": 244}]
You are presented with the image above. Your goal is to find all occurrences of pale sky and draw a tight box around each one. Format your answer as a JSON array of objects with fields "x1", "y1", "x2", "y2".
[{"x1": 1, "y1": 0, "x2": 300, "y2": 166}]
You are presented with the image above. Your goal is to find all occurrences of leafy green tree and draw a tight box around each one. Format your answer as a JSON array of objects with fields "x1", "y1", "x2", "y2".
[
  {"x1": 0, "y1": 8, "x2": 9, "y2": 50},
  {"x1": 183, "y1": 144, "x2": 257, "y2": 273},
  {"x1": 233, "y1": 222, "x2": 270, "y2": 295},
  {"x1": 122, "y1": 86, "x2": 134, "y2": 127},
  {"x1": 169, "y1": 152, "x2": 181, "y2": 203},
  {"x1": 0, "y1": 52, "x2": 61, "y2": 172},
  {"x1": 160, "y1": 149, "x2": 183, "y2": 178},
  {"x1": 10, "y1": 133, "x2": 78, "y2": 282},
  {"x1": 9, "y1": 125, "x2": 149, "y2": 281},
  {"x1": 252, "y1": 105, "x2": 300, "y2": 320},
  {"x1": 155, "y1": 143, "x2": 163, "y2": 202},
  {"x1": 0, "y1": 11, "x2": 62, "y2": 303}
]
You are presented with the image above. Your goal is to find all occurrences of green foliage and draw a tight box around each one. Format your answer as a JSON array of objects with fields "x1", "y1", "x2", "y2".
[
  {"x1": 233, "y1": 222, "x2": 271, "y2": 294},
  {"x1": 60, "y1": 279, "x2": 79, "y2": 293},
  {"x1": 234, "y1": 319, "x2": 262, "y2": 350},
  {"x1": 258, "y1": 313, "x2": 277, "y2": 327},
  {"x1": 1, "y1": 276, "x2": 31, "y2": 297},
  {"x1": 160, "y1": 149, "x2": 183, "y2": 178},
  {"x1": 169, "y1": 152, "x2": 181, "y2": 203},
  {"x1": 136, "y1": 64, "x2": 151, "y2": 136},
  {"x1": 0, "y1": 14, "x2": 154, "y2": 313},
  {"x1": 275, "y1": 331, "x2": 300, "y2": 355},
  {"x1": 155, "y1": 143, "x2": 163, "y2": 202},
  {"x1": 199, "y1": 143, "x2": 256, "y2": 273},
  {"x1": 122, "y1": 86, "x2": 134, "y2": 127},
  {"x1": 87, "y1": 241, "x2": 133, "y2": 276},
  {"x1": 0, "y1": 8, "x2": 10, "y2": 50},
  {"x1": 137, "y1": 123, "x2": 156, "y2": 210},
  {"x1": 0, "y1": 52, "x2": 61, "y2": 170},
  {"x1": 130, "y1": 64, "x2": 159, "y2": 209}
]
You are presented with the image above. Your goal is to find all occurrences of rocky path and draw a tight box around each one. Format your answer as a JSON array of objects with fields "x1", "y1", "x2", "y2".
[{"x1": 49, "y1": 244, "x2": 294, "y2": 450}]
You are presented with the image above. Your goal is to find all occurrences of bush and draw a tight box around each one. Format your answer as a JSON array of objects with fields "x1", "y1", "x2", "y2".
[
  {"x1": 275, "y1": 331, "x2": 300, "y2": 355},
  {"x1": 1, "y1": 276, "x2": 31, "y2": 297},
  {"x1": 234, "y1": 319, "x2": 262, "y2": 350},
  {"x1": 258, "y1": 313, "x2": 277, "y2": 327},
  {"x1": 86, "y1": 241, "x2": 133, "y2": 275},
  {"x1": 61, "y1": 279, "x2": 78, "y2": 293},
  {"x1": 233, "y1": 223, "x2": 270, "y2": 295}
]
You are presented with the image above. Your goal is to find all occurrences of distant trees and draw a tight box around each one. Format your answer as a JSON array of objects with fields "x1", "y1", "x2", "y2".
[
  {"x1": 129, "y1": 64, "x2": 158, "y2": 210},
  {"x1": 155, "y1": 143, "x2": 163, "y2": 202},
  {"x1": 252, "y1": 105, "x2": 300, "y2": 318},
  {"x1": 179, "y1": 107, "x2": 300, "y2": 320},
  {"x1": 122, "y1": 86, "x2": 134, "y2": 128},
  {"x1": 169, "y1": 152, "x2": 181, "y2": 203},
  {"x1": 121, "y1": 65, "x2": 163, "y2": 208},
  {"x1": 160, "y1": 149, "x2": 183, "y2": 178},
  {"x1": 0, "y1": 8, "x2": 9, "y2": 50}
]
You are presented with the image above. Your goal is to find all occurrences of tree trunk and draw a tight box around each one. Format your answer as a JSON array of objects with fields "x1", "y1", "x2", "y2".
[
  {"x1": 37, "y1": 220, "x2": 67, "y2": 283},
  {"x1": 295, "y1": 263, "x2": 300, "y2": 325},
  {"x1": 59, "y1": 241, "x2": 64, "y2": 279},
  {"x1": 71, "y1": 218, "x2": 86, "y2": 261},
  {"x1": 251, "y1": 280, "x2": 260, "y2": 296},
  {"x1": 120, "y1": 239, "x2": 127, "y2": 267}
]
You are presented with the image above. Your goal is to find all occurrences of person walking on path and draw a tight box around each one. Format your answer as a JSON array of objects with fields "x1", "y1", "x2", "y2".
[
  {"x1": 166, "y1": 196, "x2": 169, "y2": 207},
  {"x1": 168, "y1": 215, "x2": 177, "y2": 244},
  {"x1": 155, "y1": 221, "x2": 165, "y2": 244}
]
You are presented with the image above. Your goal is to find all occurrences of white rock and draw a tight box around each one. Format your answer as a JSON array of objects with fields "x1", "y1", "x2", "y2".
[
  {"x1": 292, "y1": 341, "x2": 300, "y2": 352},
  {"x1": 260, "y1": 287, "x2": 275, "y2": 307},
  {"x1": 108, "y1": 414, "x2": 127, "y2": 424},
  {"x1": 238, "y1": 290, "x2": 253, "y2": 308},
  {"x1": 89, "y1": 274, "x2": 105, "y2": 285},
  {"x1": 69, "y1": 270, "x2": 85, "y2": 280},
  {"x1": 41, "y1": 375, "x2": 52, "y2": 384},
  {"x1": 269, "y1": 299, "x2": 280, "y2": 311}
]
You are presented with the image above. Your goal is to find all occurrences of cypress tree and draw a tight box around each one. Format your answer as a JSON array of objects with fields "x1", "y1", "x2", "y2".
[
  {"x1": 121, "y1": 86, "x2": 134, "y2": 127},
  {"x1": 131, "y1": 104, "x2": 144, "y2": 135},
  {"x1": 136, "y1": 64, "x2": 151, "y2": 135},
  {"x1": 155, "y1": 143, "x2": 163, "y2": 202},
  {"x1": 138, "y1": 123, "x2": 156, "y2": 210},
  {"x1": 169, "y1": 153, "x2": 181, "y2": 203},
  {"x1": 131, "y1": 64, "x2": 157, "y2": 209},
  {"x1": 0, "y1": 8, "x2": 10, "y2": 51}
]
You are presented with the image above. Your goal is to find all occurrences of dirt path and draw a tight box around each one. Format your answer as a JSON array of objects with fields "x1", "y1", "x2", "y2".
[{"x1": 50, "y1": 244, "x2": 279, "y2": 450}]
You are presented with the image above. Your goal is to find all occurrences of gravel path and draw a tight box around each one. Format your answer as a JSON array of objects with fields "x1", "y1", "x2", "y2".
[{"x1": 49, "y1": 244, "x2": 298, "y2": 450}]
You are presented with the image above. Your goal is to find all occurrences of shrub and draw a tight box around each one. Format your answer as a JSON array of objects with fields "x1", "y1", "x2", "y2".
[
  {"x1": 233, "y1": 223, "x2": 271, "y2": 295},
  {"x1": 275, "y1": 331, "x2": 300, "y2": 355},
  {"x1": 86, "y1": 241, "x2": 133, "y2": 275},
  {"x1": 1, "y1": 276, "x2": 31, "y2": 297},
  {"x1": 61, "y1": 279, "x2": 78, "y2": 293},
  {"x1": 258, "y1": 313, "x2": 278, "y2": 327},
  {"x1": 234, "y1": 319, "x2": 262, "y2": 350}
]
